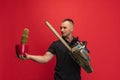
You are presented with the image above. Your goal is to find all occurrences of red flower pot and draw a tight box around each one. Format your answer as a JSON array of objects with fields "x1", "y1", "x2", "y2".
[{"x1": 15, "y1": 44, "x2": 28, "y2": 58}]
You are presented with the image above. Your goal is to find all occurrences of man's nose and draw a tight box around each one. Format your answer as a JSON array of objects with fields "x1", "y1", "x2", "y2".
[{"x1": 61, "y1": 28, "x2": 64, "y2": 32}]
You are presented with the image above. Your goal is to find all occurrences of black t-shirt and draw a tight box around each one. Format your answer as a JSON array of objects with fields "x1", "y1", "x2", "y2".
[{"x1": 48, "y1": 37, "x2": 81, "y2": 80}]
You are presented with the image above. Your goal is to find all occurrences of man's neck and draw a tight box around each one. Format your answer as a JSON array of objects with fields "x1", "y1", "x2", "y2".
[{"x1": 64, "y1": 35, "x2": 73, "y2": 42}]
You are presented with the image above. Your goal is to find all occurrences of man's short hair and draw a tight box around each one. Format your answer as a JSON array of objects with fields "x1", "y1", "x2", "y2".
[{"x1": 62, "y1": 18, "x2": 74, "y2": 26}]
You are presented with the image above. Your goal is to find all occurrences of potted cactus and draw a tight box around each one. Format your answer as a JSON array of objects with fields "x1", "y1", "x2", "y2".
[{"x1": 16, "y1": 28, "x2": 29, "y2": 58}]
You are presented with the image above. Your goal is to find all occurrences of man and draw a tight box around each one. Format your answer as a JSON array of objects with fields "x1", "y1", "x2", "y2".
[{"x1": 20, "y1": 19, "x2": 81, "y2": 80}]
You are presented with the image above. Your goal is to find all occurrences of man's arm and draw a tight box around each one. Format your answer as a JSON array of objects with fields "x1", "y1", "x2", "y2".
[{"x1": 20, "y1": 51, "x2": 54, "y2": 64}]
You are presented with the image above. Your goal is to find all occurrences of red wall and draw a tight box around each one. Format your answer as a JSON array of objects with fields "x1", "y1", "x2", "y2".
[{"x1": 0, "y1": 0, "x2": 120, "y2": 80}]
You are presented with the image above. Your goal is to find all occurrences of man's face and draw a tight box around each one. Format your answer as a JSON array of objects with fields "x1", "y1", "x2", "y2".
[{"x1": 60, "y1": 21, "x2": 73, "y2": 37}]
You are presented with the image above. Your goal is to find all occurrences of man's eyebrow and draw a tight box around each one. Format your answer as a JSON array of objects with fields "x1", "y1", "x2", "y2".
[{"x1": 60, "y1": 26, "x2": 67, "y2": 27}]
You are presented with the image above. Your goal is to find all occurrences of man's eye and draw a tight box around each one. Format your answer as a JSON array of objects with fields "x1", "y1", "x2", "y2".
[
  {"x1": 63, "y1": 27, "x2": 67, "y2": 29},
  {"x1": 64, "y1": 27, "x2": 66, "y2": 29},
  {"x1": 60, "y1": 27, "x2": 62, "y2": 29}
]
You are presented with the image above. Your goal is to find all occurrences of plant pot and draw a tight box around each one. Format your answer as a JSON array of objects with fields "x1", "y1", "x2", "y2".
[{"x1": 15, "y1": 44, "x2": 28, "y2": 58}]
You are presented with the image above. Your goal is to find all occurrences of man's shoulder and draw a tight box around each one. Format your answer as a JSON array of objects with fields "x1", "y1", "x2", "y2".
[
  {"x1": 49, "y1": 40, "x2": 61, "y2": 47},
  {"x1": 51, "y1": 39, "x2": 61, "y2": 44}
]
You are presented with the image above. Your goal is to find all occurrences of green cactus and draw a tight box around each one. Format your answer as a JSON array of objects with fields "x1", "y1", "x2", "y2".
[{"x1": 20, "y1": 28, "x2": 29, "y2": 44}]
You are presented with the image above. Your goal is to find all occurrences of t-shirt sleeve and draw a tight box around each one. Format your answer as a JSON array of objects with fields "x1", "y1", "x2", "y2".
[{"x1": 47, "y1": 42, "x2": 56, "y2": 54}]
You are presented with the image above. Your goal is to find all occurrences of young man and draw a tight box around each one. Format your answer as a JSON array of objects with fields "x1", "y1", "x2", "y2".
[{"x1": 20, "y1": 19, "x2": 81, "y2": 80}]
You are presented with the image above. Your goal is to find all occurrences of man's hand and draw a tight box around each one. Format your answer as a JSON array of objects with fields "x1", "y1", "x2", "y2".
[{"x1": 19, "y1": 53, "x2": 30, "y2": 60}]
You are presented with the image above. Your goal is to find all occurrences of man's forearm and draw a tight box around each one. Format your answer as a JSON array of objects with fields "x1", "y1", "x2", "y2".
[
  {"x1": 27, "y1": 54, "x2": 49, "y2": 63},
  {"x1": 26, "y1": 52, "x2": 54, "y2": 64}
]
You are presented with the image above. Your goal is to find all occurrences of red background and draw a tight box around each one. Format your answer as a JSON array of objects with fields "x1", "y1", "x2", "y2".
[{"x1": 0, "y1": 0, "x2": 120, "y2": 80}]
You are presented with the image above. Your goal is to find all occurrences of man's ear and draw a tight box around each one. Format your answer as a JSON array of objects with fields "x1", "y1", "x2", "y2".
[{"x1": 71, "y1": 27, "x2": 73, "y2": 32}]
